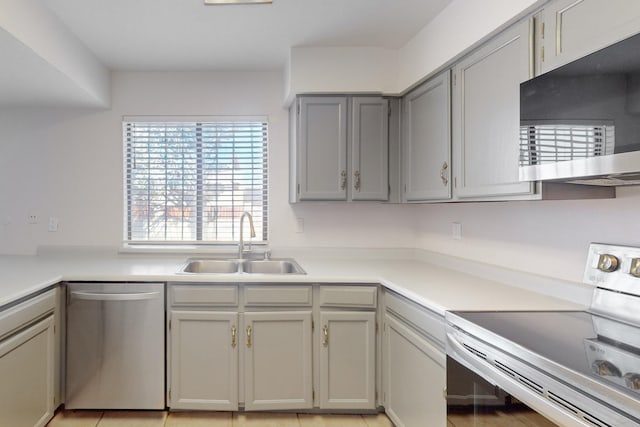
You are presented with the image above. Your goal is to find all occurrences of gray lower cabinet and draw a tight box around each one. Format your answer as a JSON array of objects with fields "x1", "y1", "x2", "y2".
[
  {"x1": 169, "y1": 310, "x2": 239, "y2": 410},
  {"x1": 383, "y1": 291, "x2": 446, "y2": 427},
  {"x1": 452, "y1": 18, "x2": 535, "y2": 200},
  {"x1": 243, "y1": 311, "x2": 313, "y2": 410},
  {"x1": 402, "y1": 71, "x2": 452, "y2": 202},
  {"x1": 540, "y1": 0, "x2": 640, "y2": 73},
  {"x1": 168, "y1": 284, "x2": 314, "y2": 412},
  {"x1": 0, "y1": 290, "x2": 57, "y2": 427},
  {"x1": 290, "y1": 95, "x2": 389, "y2": 202},
  {"x1": 318, "y1": 311, "x2": 376, "y2": 409}
]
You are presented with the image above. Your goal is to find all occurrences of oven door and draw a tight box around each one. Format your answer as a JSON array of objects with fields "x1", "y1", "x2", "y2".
[{"x1": 447, "y1": 356, "x2": 559, "y2": 426}]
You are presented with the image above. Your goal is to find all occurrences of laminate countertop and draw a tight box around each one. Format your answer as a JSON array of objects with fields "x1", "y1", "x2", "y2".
[{"x1": 0, "y1": 248, "x2": 589, "y2": 315}]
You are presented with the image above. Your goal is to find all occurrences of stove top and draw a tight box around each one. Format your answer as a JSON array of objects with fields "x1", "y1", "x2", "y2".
[{"x1": 446, "y1": 243, "x2": 640, "y2": 426}]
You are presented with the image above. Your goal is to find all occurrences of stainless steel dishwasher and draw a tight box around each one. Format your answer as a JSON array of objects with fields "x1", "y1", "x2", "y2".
[{"x1": 65, "y1": 282, "x2": 165, "y2": 409}]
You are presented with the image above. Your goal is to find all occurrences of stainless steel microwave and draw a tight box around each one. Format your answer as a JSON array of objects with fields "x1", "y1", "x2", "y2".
[{"x1": 520, "y1": 32, "x2": 640, "y2": 186}]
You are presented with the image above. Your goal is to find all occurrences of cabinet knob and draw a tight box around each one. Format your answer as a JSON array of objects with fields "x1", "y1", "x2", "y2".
[{"x1": 354, "y1": 171, "x2": 361, "y2": 191}]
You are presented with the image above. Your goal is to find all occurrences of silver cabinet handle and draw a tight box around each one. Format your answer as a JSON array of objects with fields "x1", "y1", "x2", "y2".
[
  {"x1": 340, "y1": 170, "x2": 347, "y2": 190},
  {"x1": 231, "y1": 325, "x2": 237, "y2": 349},
  {"x1": 440, "y1": 161, "x2": 449, "y2": 186},
  {"x1": 354, "y1": 171, "x2": 361, "y2": 191},
  {"x1": 322, "y1": 325, "x2": 329, "y2": 347},
  {"x1": 70, "y1": 291, "x2": 161, "y2": 301}
]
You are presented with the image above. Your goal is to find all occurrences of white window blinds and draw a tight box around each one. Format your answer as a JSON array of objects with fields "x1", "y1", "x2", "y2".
[{"x1": 124, "y1": 118, "x2": 268, "y2": 244}]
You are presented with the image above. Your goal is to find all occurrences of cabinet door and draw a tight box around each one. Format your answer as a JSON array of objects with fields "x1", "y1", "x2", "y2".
[
  {"x1": 319, "y1": 311, "x2": 376, "y2": 410},
  {"x1": 384, "y1": 314, "x2": 445, "y2": 427},
  {"x1": 453, "y1": 19, "x2": 535, "y2": 199},
  {"x1": 0, "y1": 315, "x2": 55, "y2": 427},
  {"x1": 402, "y1": 71, "x2": 452, "y2": 201},
  {"x1": 351, "y1": 97, "x2": 389, "y2": 201},
  {"x1": 244, "y1": 311, "x2": 313, "y2": 410},
  {"x1": 169, "y1": 311, "x2": 238, "y2": 410},
  {"x1": 298, "y1": 97, "x2": 348, "y2": 201},
  {"x1": 541, "y1": 0, "x2": 640, "y2": 73}
]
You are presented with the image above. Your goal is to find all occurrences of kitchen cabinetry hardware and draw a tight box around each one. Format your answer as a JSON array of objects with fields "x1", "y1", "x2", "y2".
[
  {"x1": 440, "y1": 162, "x2": 449, "y2": 186},
  {"x1": 340, "y1": 170, "x2": 347, "y2": 190},
  {"x1": 322, "y1": 325, "x2": 329, "y2": 347},
  {"x1": 231, "y1": 325, "x2": 237, "y2": 348},
  {"x1": 354, "y1": 170, "x2": 361, "y2": 191},
  {"x1": 246, "y1": 325, "x2": 252, "y2": 348}
]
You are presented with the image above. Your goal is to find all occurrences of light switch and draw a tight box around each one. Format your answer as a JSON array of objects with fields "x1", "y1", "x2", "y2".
[
  {"x1": 48, "y1": 217, "x2": 59, "y2": 232},
  {"x1": 296, "y1": 217, "x2": 304, "y2": 233}
]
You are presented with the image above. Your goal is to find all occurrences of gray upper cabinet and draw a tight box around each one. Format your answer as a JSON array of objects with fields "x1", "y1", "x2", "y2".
[
  {"x1": 452, "y1": 19, "x2": 535, "y2": 199},
  {"x1": 290, "y1": 96, "x2": 389, "y2": 202},
  {"x1": 351, "y1": 97, "x2": 389, "y2": 201},
  {"x1": 402, "y1": 71, "x2": 452, "y2": 202},
  {"x1": 296, "y1": 96, "x2": 349, "y2": 201},
  {"x1": 540, "y1": 0, "x2": 640, "y2": 74}
]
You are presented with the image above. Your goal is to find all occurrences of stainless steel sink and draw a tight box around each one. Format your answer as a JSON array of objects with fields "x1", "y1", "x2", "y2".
[
  {"x1": 180, "y1": 259, "x2": 241, "y2": 274},
  {"x1": 243, "y1": 259, "x2": 305, "y2": 275},
  {"x1": 179, "y1": 258, "x2": 305, "y2": 275}
]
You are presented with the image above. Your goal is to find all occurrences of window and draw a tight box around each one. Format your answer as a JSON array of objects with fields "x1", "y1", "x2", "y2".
[{"x1": 124, "y1": 117, "x2": 268, "y2": 245}]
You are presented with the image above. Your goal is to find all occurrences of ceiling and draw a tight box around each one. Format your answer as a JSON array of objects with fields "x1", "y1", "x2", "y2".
[{"x1": 41, "y1": 0, "x2": 453, "y2": 71}]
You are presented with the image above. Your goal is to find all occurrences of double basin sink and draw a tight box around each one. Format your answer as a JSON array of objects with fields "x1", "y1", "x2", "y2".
[{"x1": 180, "y1": 258, "x2": 305, "y2": 275}]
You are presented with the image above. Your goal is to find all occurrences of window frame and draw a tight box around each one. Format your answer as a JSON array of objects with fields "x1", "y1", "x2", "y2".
[{"x1": 122, "y1": 116, "x2": 269, "y2": 248}]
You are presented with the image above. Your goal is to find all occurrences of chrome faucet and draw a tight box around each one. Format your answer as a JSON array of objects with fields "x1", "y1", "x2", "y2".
[{"x1": 238, "y1": 212, "x2": 256, "y2": 260}]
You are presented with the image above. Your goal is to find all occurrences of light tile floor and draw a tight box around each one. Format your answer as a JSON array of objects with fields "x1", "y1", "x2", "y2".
[{"x1": 47, "y1": 411, "x2": 394, "y2": 427}]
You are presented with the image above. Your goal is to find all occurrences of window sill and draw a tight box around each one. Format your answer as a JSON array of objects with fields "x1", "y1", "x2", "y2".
[{"x1": 120, "y1": 242, "x2": 269, "y2": 256}]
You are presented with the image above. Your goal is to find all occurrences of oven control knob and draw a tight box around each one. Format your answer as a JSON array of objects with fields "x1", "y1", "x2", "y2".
[
  {"x1": 630, "y1": 258, "x2": 640, "y2": 278},
  {"x1": 597, "y1": 254, "x2": 619, "y2": 272}
]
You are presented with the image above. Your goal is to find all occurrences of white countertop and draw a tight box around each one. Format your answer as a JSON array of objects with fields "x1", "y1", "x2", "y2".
[{"x1": 0, "y1": 249, "x2": 589, "y2": 315}]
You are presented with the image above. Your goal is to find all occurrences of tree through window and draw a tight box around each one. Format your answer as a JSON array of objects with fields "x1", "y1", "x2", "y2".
[{"x1": 124, "y1": 118, "x2": 268, "y2": 244}]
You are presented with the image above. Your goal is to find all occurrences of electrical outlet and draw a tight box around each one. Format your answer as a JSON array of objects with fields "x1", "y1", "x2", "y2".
[
  {"x1": 295, "y1": 217, "x2": 304, "y2": 233},
  {"x1": 27, "y1": 213, "x2": 38, "y2": 224},
  {"x1": 48, "y1": 217, "x2": 59, "y2": 232},
  {"x1": 452, "y1": 222, "x2": 462, "y2": 240}
]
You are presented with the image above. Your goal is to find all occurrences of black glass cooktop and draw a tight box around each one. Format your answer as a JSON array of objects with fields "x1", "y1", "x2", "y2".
[{"x1": 452, "y1": 310, "x2": 640, "y2": 399}]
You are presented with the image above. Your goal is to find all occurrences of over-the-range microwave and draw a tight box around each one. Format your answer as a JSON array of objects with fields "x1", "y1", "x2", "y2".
[{"x1": 520, "y1": 31, "x2": 640, "y2": 186}]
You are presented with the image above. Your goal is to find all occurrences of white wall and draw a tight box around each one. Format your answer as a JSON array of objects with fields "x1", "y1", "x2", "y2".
[
  {"x1": 413, "y1": 186, "x2": 640, "y2": 283},
  {"x1": 0, "y1": 71, "x2": 418, "y2": 255},
  {"x1": 0, "y1": 0, "x2": 110, "y2": 107}
]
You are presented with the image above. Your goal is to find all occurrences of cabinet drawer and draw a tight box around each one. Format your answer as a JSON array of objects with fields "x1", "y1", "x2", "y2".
[
  {"x1": 243, "y1": 285, "x2": 312, "y2": 307},
  {"x1": 319, "y1": 285, "x2": 377, "y2": 308},
  {"x1": 384, "y1": 291, "x2": 444, "y2": 347},
  {"x1": 0, "y1": 289, "x2": 56, "y2": 340},
  {"x1": 170, "y1": 285, "x2": 238, "y2": 307}
]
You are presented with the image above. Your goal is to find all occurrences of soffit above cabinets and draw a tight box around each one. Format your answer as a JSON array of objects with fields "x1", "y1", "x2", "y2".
[{"x1": 39, "y1": 0, "x2": 452, "y2": 71}]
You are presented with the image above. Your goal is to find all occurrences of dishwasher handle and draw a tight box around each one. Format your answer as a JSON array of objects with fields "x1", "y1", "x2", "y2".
[{"x1": 70, "y1": 291, "x2": 162, "y2": 301}]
